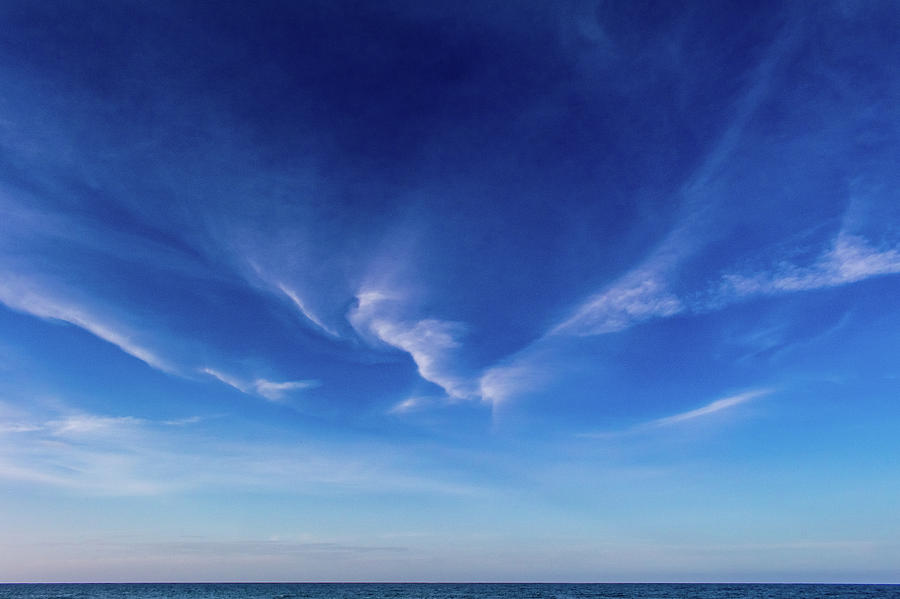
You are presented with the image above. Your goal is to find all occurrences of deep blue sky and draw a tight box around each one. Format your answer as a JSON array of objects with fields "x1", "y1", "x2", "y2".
[{"x1": 1, "y1": 0, "x2": 900, "y2": 583}]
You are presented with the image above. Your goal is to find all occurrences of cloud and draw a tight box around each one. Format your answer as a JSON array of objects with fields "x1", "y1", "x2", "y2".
[
  {"x1": 48, "y1": 414, "x2": 144, "y2": 438},
  {"x1": 0, "y1": 274, "x2": 321, "y2": 403},
  {"x1": 0, "y1": 403, "x2": 479, "y2": 497},
  {"x1": 551, "y1": 274, "x2": 683, "y2": 337},
  {"x1": 253, "y1": 378, "x2": 319, "y2": 401},
  {"x1": 369, "y1": 318, "x2": 472, "y2": 399},
  {"x1": 388, "y1": 396, "x2": 431, "y2": 414},
  {"x1": 349, "y1": 290, "x2": 474, "y2": 400},
  {"x1": 479, "y1": 357, "x2": 552, "y2": 407},
  {"x1": 718, "y1": 233, "x2": 900, "y2": 299},
  {"x1": 546, "y1": 12, "x2": 802, "y2": 342},
  {"x1": 277, "y1": 282, "x2": 340, "y2": 338},
  {"x1": 162, "y1": 415, "x2": 214, "y2": 426},
  {"x1": 200, "y1": 367, "x2": 319, "y2": 402},
  {"x1": 579, "y1": 389, "x2": 773, "y2": 440},
  {"x1": 0, "y1": 423, "x2": 43, "y2": 433},
  {"x1": 0, "y1": 275, "x2": 175, "y2": 374},
  {"x1": 483, "y1": 271, "x2": 683, "y2": 407},
  {"x1": 199, "y1": 367, "x2": 247, "y2": 392},
  {"x1": 554, "y1": 230, "x2": 900, "y2": 343},
  {"x1": 0, "y1": 412, "x2": 172, "y2": 496},
  {"x1": 647, "y1": 389, "x2": 772, "y2": 427},
  {"x1": 83, "y1": 538, "x2": 407, "y2": 558}
]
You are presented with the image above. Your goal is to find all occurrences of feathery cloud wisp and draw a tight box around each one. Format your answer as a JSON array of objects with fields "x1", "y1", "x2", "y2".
[
  {"x1": 479, "y1": 358, "x2": 552, "y2": 407},
  {"x1": 579, "y1": 389, "x2": 773, "y2": 439},
  {"x1": 0, "y1": 403, "x2": 479, "y2": 497},
  {"x1": 388, "y1": 396, "x2": 431, "y2": 414},
  {"x1": 0, "y1": 276, "x2": 174, "y2": 374},
  {"x1": 350, "y1": 290, "x2": 474, "y2": 400},
  {"x1": 200, "y1": 367, "x2": 319, "y2": 402},
  {"x1": 648, "y1": 389, "x2": 772, "y2": 427},
  {"x1": 551, "y1": 275, "x2": 683, "y2": 337},
  {"x1": 369, "y1": 318, "x2": 472, "y2": 400},
  {"x1": 253, "y1": 378, "x2": 319, "y2": 401},
  {"x1": 719, "y1": 234, "x2": 900, "y2": 299},
  {"x1": 277, "y1": 282, "x2": 340, "y2": 338}
]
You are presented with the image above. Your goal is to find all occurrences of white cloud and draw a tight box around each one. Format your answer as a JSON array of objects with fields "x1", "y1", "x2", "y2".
[
  {"x1": 479, "y1": 360, "x2": 549, "y2": 406},
  {"x1": 719, "y1": 234, "x2": 900, "y2": 299},
  {"x1": 253, "y1": 378, "x2": 319, "y2": 401},
  {"x1": 546, "y1": 19, "x2": 801, "y2": 341},
  {"x1": 0, "y1": 422, "x2": 43, "y2": 433},
  {"x1": 648, "y1": 389, "x2": 772, "y2": 427},
  {"x1": 48, "y1": 414, "x2": 144, "y2": 438},
  {"x1": 580, "y1": 389, "x2": 773, "y2": 439},
  {"x1": 241, "y1": 261, "x2": 340, "y2": 338},
  {"x1": 552, "y1": 273, "x2": 683, "y2": 337},
  {"x1": 349, "y1": 289, "x2": 474, "y2": 400},
  {"x1": 199, "y1": 367, "x2": 248, "y2": 393},
  {"x1": 277, "y1": 282, "x2": 340, "y2": 338},
  {"x1": 200, "y1": 367, "x2": 319, "y2": 402},
  {"x1": 0, "y1": 276, "x2": 174, "y2": 373},
  {"x1": 162, "y1": 415, "x2": 210, "y2": 426},
  {"x1": 369, "y1": 318, "x2": 472, "y2": 399},
  {"x1": 388, "y1": 396, "x2": 430, "y2": 414},
  {"x1": 0, "y1": 404, "x2": 479, "y2": 497}
]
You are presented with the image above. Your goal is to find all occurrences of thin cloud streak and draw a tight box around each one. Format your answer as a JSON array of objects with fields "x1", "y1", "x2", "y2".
[
  {"x1": 479, "y1": 229, "x2": 900, "y2": 407},
  {"x1": 551, "y1": 274, "x2": 682, "y2": 337},
  {"x1": 0, "y1": 276, "x2": 175, "y2": 374},
  {"x1": 200, "y1": 367, "x2": 319, "y2": 402},
  {"x1": 277, "y1": 282, "x2": 341, "y2": 338},
  {"x1": 388, "y1": 396, "x2": 431, "y2": 414},
  {"x1": 548, "y1": 9, "x2": 801, "y2": 341},
  {"x1": 718, "y1": 233, "x2": 900, "y2": 300},
  {"x1": 580, "y1": 389, "x2": 773, "y2": 439},
  {"x1": 648, "y1": 389, "x2": 772, "y2": 427},
  {"x1": 0, "y1": 404, "x2": 481, "y2": 497},
  {"x1": 479, "y1": 355, "x2": 553, "y2": 407},
  {"x1": 253, "y1": 378, "x2": 319, "y2": 402}
]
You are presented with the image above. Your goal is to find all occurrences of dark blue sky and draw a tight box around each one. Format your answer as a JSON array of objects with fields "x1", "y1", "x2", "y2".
[{"x1": 1, "y1": 0, "x2": 900, "y2": 582}]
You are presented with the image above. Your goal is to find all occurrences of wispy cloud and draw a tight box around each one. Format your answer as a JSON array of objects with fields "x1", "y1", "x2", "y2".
[
  {"x1": 388, "y1": 396, "x2": 431, "y2": 414},
  {"x1": 647, "y1": 389, "x2": 772, "y2": 427},
  {"x1": 0, "y1": 275, "x2": 175, "y2": 374},
  {"x1": 47, "y1": 414, "x2": 144, "y2": 438},
  {"x1": 581, "y1": 389, "x2": 773, "y2": 439},
  {"x1": 277, "y1": 282, "x2": 341, "y2": 338},
  {"x1": 239, "y1": 260, "x2": 343, "y2": 339},
  {"x1": 369, "y1": 318, "x2": 472, "y2": 399},
  {"x1": 253, "y1": 378, "x2": 319, "y2": 401},
  {"x1": 200, "y1": 367, "x2": 319, "y2": 402},
  {"x1": 199, "y1": 367, "x2": 247, "y2": 392},
  {"x1": 350, "y1": 290, "x2": 474, "y2": 400},
  {"x1": 79, "y1": 538, "x2": 407, "y2": 558},
  {"x1": 718, "y1": 233, "x2": 900, "y2": 300},
  {"x1": 0, "y1": 404, "x2": 479, "y2": 497},
  {"x1": 551, "y1": 274, "x2": 682, "y2": 337},
  {"x1": 479, "y1": 271, "x2": 684, "y2": 408},
  {"x1": 0, "y1": 410, "x2": 172, "y2": 495},
  {"x1": 548, "y1": 14, "x2": 801, "y2": 341},
  {"x1": 0, "y1": 406, "x2": 206, "y2": 441},
  {"x1": 479, "y1": 356, "x2": 552, "y2": 407},
  {"x1": 162, "y1": 415, "x2": 216, "y2": 426}
]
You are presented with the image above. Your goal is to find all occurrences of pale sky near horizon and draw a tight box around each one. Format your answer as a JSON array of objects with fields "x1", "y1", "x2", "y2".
[{"x1": 1, "y1": 0, "x2": 900, "y2": 583}]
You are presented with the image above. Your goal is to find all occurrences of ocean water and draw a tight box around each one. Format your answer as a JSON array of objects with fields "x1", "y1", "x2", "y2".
[{"x1": 0, "y1": 584, "x2": 898, "y2": 599}]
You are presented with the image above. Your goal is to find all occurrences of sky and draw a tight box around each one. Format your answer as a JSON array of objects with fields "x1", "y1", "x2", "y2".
[{"x1": 1, "y1": 0, "x2": 899, "y2": 584}]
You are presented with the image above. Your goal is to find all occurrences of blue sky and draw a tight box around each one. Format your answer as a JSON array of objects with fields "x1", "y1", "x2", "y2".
[{"x1": 1, "y1": 0, "x2": 900, "y2": 583}]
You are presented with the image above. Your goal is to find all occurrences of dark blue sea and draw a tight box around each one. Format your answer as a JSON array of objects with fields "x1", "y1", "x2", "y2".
[{"x1": 0, "y1": 584, "x2": 898, "y2": 599}]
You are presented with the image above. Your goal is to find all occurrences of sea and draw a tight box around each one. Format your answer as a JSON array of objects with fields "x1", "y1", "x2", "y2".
[{"x1": 0, "y1": 584, "x2": 898, "y2": 599}]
